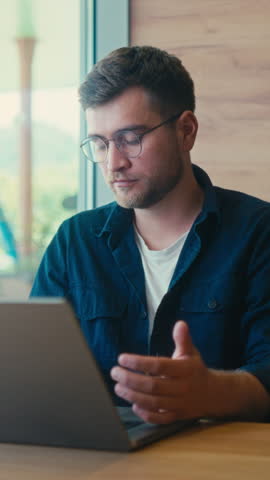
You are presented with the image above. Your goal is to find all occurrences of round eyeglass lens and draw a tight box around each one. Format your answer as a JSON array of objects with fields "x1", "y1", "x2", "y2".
[
  {"x1": 116, "y1": 131, "x2": 141, "y2": 158},
  {"x1": 84, "y1": 137, "x2": 107, "y2": 163}
]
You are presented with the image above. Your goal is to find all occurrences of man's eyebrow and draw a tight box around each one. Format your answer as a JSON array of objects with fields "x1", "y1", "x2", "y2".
[
  {"x1": 116, "y1": 124, "x2": 148, "y2": 132},
  {"x1": 87, "y1": 124, "x2": 148, "y2": 138}
]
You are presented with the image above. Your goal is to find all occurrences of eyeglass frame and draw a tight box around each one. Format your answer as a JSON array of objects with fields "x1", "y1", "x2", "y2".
[{"x1": 80, "y1": 111, "x2": 183, "y2": 163}]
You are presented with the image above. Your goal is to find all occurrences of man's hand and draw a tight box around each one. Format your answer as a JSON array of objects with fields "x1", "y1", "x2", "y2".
[{"x1": 111, "y1": 321, "x2": 212, "y2": 424}]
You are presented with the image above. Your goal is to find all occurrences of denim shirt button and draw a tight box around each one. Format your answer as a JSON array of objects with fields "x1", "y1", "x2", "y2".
[{"x1": 208, "y1": 298, "x2": 217, "y2": 309}]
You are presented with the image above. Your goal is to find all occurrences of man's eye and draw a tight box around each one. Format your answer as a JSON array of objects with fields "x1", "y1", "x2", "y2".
[
  {"x1": 93, "y1": 140, "x2": 106, "y2": 151},
  {"x1": 97, "y1": 144, "x2": 106, "y2": 151},
  {"x1": 119, "y1": 132, "x2": 139, "y2": 145}
]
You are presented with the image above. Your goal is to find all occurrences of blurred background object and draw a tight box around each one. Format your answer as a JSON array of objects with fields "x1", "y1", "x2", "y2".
[{"x1": 0, "y1": 0, "x2": 80, "y2": 297}]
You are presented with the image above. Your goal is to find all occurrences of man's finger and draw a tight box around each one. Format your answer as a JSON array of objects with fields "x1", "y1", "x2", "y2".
[
  {"x1": 118, "y1": 353, "x2": 192, "y2": 377},
  {"x1": 111, "y1": 365, "x2": 190, "y2": 396},
  {"x1": 114, "y1": 383, "x2": 185, "y2": 412},
  {"x1": 172, "y1": 320, "x2": 196, "y2": 359},
  {"x1": 132, "y1": 404, "x2": 180, "y2": 425}
]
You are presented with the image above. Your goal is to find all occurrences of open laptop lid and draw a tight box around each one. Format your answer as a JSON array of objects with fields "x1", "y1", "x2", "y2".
[{"x1": 0, "y1": 299, "x2": 131, "y2": 451}]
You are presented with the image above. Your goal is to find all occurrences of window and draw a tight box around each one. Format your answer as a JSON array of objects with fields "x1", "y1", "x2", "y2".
[
  {"x1": 0, "y1": 0, "x2": 129, "y2": 298},
  {"x1": 0, "y1": 0, "x2": 81, "y2": 297}
]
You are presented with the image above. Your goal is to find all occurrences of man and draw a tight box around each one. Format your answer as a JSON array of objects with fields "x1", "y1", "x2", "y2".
[{"x1": 31, "y1": 46, "x2": 270, "y2": 424}]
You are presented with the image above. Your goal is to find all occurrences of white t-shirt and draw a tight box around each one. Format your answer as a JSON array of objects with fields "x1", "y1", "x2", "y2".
[{"x1": 134, "y1": 226, "x2": 189, "y2": 339}]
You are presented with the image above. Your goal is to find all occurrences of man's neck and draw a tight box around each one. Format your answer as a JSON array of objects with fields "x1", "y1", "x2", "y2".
[{"x1": 134, "y1": 170, "x2": 204, "y2": 251}]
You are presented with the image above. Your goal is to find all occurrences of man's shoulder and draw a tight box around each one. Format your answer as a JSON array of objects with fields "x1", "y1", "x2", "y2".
[
  {"x1": 60, "y1": 201, "x2": 119, "y2": 234},
  {"x1": 195, "y1": 164, "x2": 270, "y2": 222},
  {"x1": 215, "y1": 185, "x2": 270, "y2": 218}
]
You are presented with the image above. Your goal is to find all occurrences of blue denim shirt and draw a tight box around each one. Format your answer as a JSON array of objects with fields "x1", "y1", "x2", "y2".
[{"x1": 31, "y1": 165, "x2": 270, "y2": 403}]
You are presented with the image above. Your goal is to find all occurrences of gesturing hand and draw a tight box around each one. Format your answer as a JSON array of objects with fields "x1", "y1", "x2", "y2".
[{"x1": 111, "y1": 321, "x2": 212, "y2": 424}]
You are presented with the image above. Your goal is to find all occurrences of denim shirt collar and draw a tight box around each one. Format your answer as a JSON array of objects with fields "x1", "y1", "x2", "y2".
[
  {"x1": 192, "y1": 164, "x2": 221, "y2": 225},
  {"x1": 94, "y1": 163, "x2": 220, "y2": 240}
]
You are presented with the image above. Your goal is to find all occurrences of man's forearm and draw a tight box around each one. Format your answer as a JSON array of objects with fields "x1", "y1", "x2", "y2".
[{"x1": 206, "y1": 369, "x2": 270, "y2": 421}]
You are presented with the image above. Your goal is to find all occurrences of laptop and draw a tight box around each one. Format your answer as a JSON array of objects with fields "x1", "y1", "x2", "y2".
[{"x1": 0, "y1": 299, "x2": 196, "y2": 451}]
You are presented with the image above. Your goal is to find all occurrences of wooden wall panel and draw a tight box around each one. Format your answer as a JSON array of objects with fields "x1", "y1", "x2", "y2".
[{"x1": 130, "y1": 0, "x2": 270, "y2": 201}]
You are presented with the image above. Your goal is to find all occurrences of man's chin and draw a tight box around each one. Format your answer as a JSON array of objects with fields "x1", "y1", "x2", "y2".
[
  {"x1": 114, "y1": 196, "x2": 137, "y2": 209},
  {"x1": 114, "y1": 193, "x2": 161, "y2": 210},
  {"x1": 111, "y1": 184, "x2": 163, "y2": 209},
  {"x1": 112, "y1": 192, "x2": 140, "y2": 209}
]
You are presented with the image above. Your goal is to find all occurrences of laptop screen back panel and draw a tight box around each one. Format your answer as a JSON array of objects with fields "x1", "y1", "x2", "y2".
[{"x1": 0, "y1": 300, "x2": 130, "y2": 451}]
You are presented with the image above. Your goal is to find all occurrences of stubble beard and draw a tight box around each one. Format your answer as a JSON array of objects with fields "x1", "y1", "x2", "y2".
[{"x1": 110, "y1": 158, "x2": 184, "y2": 209}]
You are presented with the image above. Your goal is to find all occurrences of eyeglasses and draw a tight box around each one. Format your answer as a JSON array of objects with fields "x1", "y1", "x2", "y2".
[{"x1": 80, "y1": 111, "x2": 182, "y2": 163}]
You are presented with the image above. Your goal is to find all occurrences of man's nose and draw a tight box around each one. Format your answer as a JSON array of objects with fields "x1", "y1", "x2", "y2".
[{"x1": 106, "y1": 142, "x2": 131, "y2": 171}]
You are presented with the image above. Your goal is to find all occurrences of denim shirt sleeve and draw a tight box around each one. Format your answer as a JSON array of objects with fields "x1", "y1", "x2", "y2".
[
  {"x1": 30, "y1": 221, "x2": 68, "y2": 297},
  {"x1": 237, "y1": 209, "x2": 270, "y2": 392}
]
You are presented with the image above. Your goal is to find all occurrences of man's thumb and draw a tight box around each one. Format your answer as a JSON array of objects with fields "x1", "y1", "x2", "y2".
[{"x1": 172, "y1": 321, "x2": 195, "y2": 359}]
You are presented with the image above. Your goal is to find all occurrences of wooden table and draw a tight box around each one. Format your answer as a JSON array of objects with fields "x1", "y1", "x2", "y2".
[{"x1": 0, "y1": 421, "x2": 270, "y2": 479}]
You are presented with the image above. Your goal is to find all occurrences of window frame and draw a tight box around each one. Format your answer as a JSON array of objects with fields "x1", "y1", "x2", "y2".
[{"x1": 79, "y1": 0, "x2": 130, "y2": 210}]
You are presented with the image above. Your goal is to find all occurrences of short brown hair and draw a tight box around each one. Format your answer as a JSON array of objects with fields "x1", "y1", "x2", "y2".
[{"x1": 79, "y1": 46, "x2": 195, "y2": 117}]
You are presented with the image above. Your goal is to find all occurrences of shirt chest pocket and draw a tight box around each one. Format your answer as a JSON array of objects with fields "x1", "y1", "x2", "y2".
[
  {"x1": 77, "y1": 288, "x2": 127, "y2": 372},
  {"x1": 178, "y1": 272, "x2": 245, "y2": 315},
  {"x1": 173, "y1": 273, "x2": 245, "y2": 368}
]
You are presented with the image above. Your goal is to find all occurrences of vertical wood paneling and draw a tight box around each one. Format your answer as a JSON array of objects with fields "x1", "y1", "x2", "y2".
[{"x1": 130, "y1": 0, "x2": 270, "y2": 200}]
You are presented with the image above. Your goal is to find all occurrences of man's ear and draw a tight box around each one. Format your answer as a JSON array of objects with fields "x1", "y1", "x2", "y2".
[{"x1": 176, "y1": 110, "x2": 198, "y2": 152}]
